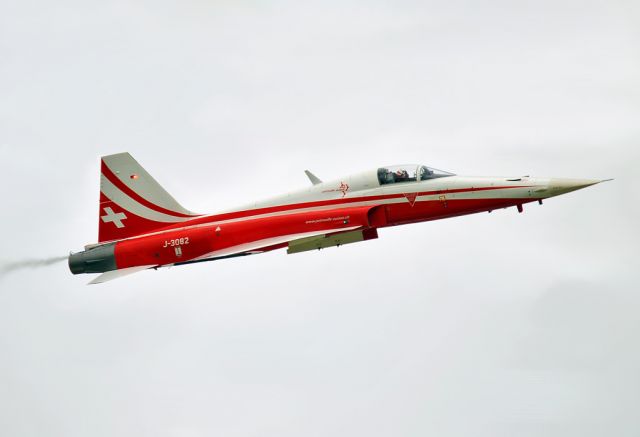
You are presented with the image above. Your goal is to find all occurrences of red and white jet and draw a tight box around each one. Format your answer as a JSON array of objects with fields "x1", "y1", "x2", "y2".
[{"x1": 69, "y1": 153, "x2": 608, "y2": 283}]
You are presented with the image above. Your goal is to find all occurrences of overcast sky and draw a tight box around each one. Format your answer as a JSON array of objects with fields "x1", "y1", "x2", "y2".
[{"x1": 1, "y1": 1, "x2": 639, "y2": 436}]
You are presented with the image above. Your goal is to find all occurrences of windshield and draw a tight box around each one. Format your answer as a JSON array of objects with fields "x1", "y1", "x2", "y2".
[{"x1": 377, "y1": 164, "x2": 454, "y2": 185}]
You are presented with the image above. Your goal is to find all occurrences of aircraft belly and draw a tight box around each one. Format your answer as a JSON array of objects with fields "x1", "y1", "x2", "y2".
[{"x1": 384, "y1": 197, "x2": 537, "y2": 225}]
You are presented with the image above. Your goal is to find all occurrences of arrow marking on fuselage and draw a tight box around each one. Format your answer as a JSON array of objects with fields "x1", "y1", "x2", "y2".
[{"x1": 403, "y1": 193, "x2": 418, "y2": 207}]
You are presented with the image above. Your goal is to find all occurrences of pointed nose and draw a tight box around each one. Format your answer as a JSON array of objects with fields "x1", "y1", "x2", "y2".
[{"x1": 546, "y1": 178, "x2": 603, "y2": 196}]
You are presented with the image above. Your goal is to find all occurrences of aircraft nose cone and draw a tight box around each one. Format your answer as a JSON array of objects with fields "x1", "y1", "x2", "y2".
[{"x1": 547, "y1": 178, "x2": 604, "y2": 196}]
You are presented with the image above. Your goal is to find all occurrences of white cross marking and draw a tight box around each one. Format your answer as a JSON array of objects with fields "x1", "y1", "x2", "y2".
[{"x1": 101, "y1": 207, "x2": 127, "y2": 228}]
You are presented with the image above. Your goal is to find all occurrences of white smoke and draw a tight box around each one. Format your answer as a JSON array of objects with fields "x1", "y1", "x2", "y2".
[{"x1": 0, "y1": 256, "x2": 67, "y2": 279}]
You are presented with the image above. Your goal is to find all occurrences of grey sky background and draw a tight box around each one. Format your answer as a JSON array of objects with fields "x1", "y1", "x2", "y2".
[{"x1": 1, "y1": 1, "x2": 639, "y2": 436}]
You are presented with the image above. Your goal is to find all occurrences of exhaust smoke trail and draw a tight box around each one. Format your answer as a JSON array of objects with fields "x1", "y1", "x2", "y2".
[{"x1": 0, "y1": 256, "x2": 67, "y2": 279}]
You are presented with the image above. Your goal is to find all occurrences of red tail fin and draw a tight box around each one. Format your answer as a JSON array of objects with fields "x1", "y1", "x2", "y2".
[{"x1": 98, "y1": 153, "x2": 199, "y2": 242}]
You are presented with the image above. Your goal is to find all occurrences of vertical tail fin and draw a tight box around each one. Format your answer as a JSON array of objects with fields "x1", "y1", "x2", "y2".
[{"x1": 98, "y1": 153, "x2": 199, "y2": 242}]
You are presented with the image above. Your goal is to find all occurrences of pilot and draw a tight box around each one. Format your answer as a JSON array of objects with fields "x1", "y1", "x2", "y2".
[{"x1": 395, "y1": 169, "x2": 409, "y2": 181}]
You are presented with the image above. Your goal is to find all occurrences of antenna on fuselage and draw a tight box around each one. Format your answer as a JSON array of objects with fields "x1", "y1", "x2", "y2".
[{"x1": 304, "y1": 170, "x2": 322, "y2": 185}]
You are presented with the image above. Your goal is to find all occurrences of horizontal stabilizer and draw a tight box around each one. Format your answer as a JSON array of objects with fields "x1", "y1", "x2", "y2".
[{"x1": 89, "y1": 265, "x2": 156, "y2": 284}]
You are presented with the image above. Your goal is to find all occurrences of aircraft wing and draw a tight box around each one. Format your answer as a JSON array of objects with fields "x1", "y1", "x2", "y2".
[
  {"x1": 189, "y1": 204, "x2": 386, "y2": 261},
  {"x1": 189, "y1": 225, "x2": 364, "y2": 260},
  {"x1": 86, "y1": 205, "x2": 386, "y2": 283},
  {"x1": 286, "y1": 228, "x2": 378, "y2": 254},
  {"x1": 89, "y1": 265, "x2": 157, "y2": 284}
]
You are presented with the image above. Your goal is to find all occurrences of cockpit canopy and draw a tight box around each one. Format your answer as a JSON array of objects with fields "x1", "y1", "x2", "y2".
[{"x1": 377, "y1": 165, "x2": 454, "y2": 185}]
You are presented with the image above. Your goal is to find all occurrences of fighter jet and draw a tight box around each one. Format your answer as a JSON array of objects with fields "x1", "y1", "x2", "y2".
[{"x1": 69, "y1": 153, "x2": 609, "y2": 283}]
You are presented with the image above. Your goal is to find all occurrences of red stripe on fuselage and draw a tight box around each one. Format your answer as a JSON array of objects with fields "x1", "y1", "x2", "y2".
[
  {"x1": 101, "y1": 185, "x2": 533, "y2": 243},
  {"x1": 167, "y1": 185, "x2": 532, "y2": 229},
  {"x1": 100, "y1": 161, "x2": 196, "y2": 219}
]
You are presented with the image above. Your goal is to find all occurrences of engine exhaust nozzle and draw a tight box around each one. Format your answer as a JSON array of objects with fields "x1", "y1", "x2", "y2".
[{"x1": 68, "y1": 242, "x2": 117, "y2": 275}]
